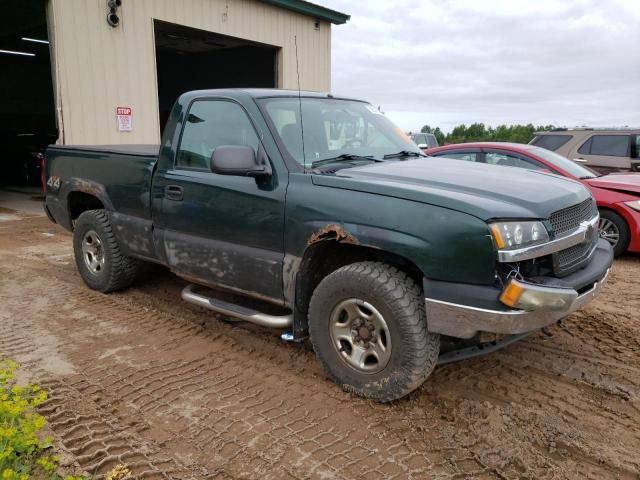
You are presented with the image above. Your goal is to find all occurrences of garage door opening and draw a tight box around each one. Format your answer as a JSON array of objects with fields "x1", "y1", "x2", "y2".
[
  {"x1": 154, "y1": 20, "x2": 279, "y2": 133},
  {"x1": 1, "y1": 0, "x2": 57, "y2": 187}
]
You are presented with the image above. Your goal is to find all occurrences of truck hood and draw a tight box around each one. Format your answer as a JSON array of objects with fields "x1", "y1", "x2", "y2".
[
  {"x1": 312, "y1": 158, "x2": 591, "y2": 221},
  {"x1": 584, "y1": 173, "x2": 640, "y2": 196}
]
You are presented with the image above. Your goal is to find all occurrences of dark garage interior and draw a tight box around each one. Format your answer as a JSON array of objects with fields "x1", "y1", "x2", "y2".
[
  {"x1": 1, "y1": 0, "x2": 57, "y2": 187},
  {"x1": 154, "y1": 20, "x2": 279, "y2": 133}
]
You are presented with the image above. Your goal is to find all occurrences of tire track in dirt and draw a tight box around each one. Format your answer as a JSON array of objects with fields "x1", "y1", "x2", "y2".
[
  {"x1": 0, "y1": 258, "x2": 453, "y2": 477},
  {"x1": 0, "y1": 291, "x2": 203, "y2": 478},
  {"x1": 0, "y1": 234, "x2": 501, "y2": 479}
]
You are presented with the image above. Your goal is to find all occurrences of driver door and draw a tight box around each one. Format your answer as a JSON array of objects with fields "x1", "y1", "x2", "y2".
[{"x1": 153, "y1": 98, "x2": 287, "y2": 304}]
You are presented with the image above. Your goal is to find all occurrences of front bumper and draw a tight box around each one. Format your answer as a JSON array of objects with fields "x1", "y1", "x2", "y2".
[{"x1": 425, "y1": 238, "x2": 613, "y2": 339}]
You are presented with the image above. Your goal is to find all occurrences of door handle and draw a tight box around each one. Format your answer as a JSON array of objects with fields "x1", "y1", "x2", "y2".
[
  {"x1": 164, "y1": 185, "x2": 184, "y2": 201},
  {"x1": 573, "y1": 158, "x2": 587, "y2": 163}
]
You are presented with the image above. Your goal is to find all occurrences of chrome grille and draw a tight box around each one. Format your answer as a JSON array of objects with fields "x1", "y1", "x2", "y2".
[
  {"x1": 549, "y1": 198, "x2": 597, "y2": 235},
  {"x1": 554, "y1": 235, "x2": 597, "y2": 274},
  {"x1": 549, "y1": 198, "x2": 599, "y2": 275}
]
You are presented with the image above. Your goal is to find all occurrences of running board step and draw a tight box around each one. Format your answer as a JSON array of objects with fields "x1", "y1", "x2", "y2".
[{"x1": 181, "y1": 284, "x2": 293, "y2": 329}]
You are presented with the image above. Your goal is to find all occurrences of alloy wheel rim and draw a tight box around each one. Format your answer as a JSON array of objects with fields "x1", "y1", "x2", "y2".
[
  {"x1": 598, "y1": 218, "x2": 619, "y2": 248},
  {"x1": 329, "y1": 298, "x2": 391, "y2": 374},
  {"x1": 82, "y1": 230, "x2": 105, "y2": 274}
]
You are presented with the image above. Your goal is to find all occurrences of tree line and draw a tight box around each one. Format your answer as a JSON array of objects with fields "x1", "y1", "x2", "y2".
[{"x1": 420, "y1": 123, "x2": 557, "y2": 145}]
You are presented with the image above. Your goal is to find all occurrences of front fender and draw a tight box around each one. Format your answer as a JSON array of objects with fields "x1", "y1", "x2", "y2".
[{"x1": 285, "y1": 174, "x2": 497, "y2": 286}]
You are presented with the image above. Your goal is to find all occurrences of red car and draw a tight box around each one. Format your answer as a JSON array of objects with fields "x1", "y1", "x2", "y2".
[{"x1": 425, "y1": 142, "x2": 640, "y2": 257}]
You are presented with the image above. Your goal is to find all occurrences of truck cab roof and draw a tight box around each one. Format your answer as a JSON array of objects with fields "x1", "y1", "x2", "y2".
[{"x1": 179, "y1": 88, "x2": 365, "y2": 103}]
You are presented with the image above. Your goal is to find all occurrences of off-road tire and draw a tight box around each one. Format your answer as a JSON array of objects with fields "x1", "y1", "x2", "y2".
[
  {"x1": 599, "y1": 209, "x2": 630, "y2": 257},
  {"x1": 73, "y1": 209, "x2": 140, "y2": 292},
  {"x1": 309, "y1": 261, "x2": 439, "y2": 402}
]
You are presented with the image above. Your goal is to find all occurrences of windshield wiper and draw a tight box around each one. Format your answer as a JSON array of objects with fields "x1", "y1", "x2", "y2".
[
  {"x1": 311, "y1": 154, "x2": 381, "y2": 168},
  {"x1": 383, "y1": 150, "x2": 427, "y2": 160}
]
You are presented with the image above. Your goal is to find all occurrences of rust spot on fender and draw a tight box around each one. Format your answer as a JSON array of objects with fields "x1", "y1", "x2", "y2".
[
  {"x1": 74, "y1": 179, "x2": 103, "y2": 196},
  {"x1": 307, "y1": 224, "x2": 358, "y2": 246}
]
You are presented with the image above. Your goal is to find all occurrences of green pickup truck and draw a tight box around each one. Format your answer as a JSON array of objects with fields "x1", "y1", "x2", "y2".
[{"x1": 44, "y1": 89, "x2": 613, "y2": 401}]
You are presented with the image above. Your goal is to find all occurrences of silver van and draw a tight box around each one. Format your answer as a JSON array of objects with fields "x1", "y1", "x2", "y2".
[{"x1": 530, "y1": 128, "x2": 640, "y2": 173}]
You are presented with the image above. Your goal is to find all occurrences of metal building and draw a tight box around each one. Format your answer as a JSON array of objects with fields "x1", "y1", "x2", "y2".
[{"x1": 1, "y1": 0, "x2": 349, "y2": 163}]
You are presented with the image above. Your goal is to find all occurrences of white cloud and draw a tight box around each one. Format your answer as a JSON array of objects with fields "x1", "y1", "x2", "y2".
[{"x1": 323, "y1": 0, "x2": 640, "y2": 133}]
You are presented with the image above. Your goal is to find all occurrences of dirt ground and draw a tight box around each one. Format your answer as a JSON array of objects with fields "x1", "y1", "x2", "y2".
[{"x1": 0, "y1": 210, "x2": 638, "y2": 479}]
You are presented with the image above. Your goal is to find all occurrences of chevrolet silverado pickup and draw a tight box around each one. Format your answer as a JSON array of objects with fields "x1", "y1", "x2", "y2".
[{"x1": 44, "y1": 89, "x2": 613, "y2": 401}]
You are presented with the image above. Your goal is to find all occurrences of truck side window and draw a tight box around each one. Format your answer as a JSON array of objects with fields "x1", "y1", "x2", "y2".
[{"x1": 176, "y1": 100, "x2": 260, "y2": 170}]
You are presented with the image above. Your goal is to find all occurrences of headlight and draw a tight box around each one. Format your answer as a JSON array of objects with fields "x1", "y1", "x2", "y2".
[
  {"x1": 625, "y1": 200, "x2": 640, "y2": 212},
  {"x1": 489, "y1": 221, "x2": 549, "y2": 250}
]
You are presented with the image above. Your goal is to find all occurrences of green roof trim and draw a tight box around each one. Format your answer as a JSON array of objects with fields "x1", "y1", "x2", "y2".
[{"x1": 260, "y1": 0, "x2": 350, "y2": 24}]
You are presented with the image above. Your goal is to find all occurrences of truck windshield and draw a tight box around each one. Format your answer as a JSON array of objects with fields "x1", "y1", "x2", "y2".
[{"x1": 260, "y1": 97, "x2": 422, "y2": 168}]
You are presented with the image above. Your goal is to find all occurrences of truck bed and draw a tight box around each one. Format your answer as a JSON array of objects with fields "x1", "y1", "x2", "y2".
[
  {"x1": 45, "y1": 143, "x2": 160, "y2": 261},
  {"x1": 45, "y1": 144, "x2": 159, "y2": 220}
]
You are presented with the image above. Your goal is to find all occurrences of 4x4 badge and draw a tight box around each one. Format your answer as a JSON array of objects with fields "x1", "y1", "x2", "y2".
[{"x1": 46, "y1": 176, "x2": 61, "y2": 190}]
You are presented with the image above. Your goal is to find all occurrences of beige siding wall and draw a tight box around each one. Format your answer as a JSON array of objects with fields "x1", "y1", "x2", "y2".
[{"x1": 47, "y1": 0, "x2": 332, "y2": 145}]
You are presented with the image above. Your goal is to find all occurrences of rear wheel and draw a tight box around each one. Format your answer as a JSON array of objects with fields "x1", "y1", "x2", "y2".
[
  {"x1": 73, "y1": 209, "x2": 140, "y2": 292},
  {"x1": 309, "y1": 261, "x2": 439, "y2": 402},
  {"x1": 598, "y1": 209, "x2": 630, "y2": 257}
]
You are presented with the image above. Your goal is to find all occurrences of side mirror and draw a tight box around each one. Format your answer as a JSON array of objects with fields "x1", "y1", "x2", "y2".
[{"x1": 210, "y1": 145, "x2": 272, "y2": 177}]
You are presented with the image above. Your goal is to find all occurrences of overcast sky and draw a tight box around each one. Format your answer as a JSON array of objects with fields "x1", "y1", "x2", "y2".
[{"x1": 322, "y1": 0, "x2": 640, "y2": 133}]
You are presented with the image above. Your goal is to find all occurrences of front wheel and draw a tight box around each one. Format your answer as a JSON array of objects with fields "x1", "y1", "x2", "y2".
[
  {"x1": 309, "y1": 261, "x2": 439, "y2": 402},
  {"x1": 598, "y1": 209, "x2": 630, "y2": 257}
]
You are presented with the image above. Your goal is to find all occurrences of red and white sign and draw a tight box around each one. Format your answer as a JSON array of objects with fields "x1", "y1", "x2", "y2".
[{"x1": 116, "y1": 106, "x2": 133, "y2": 132}]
